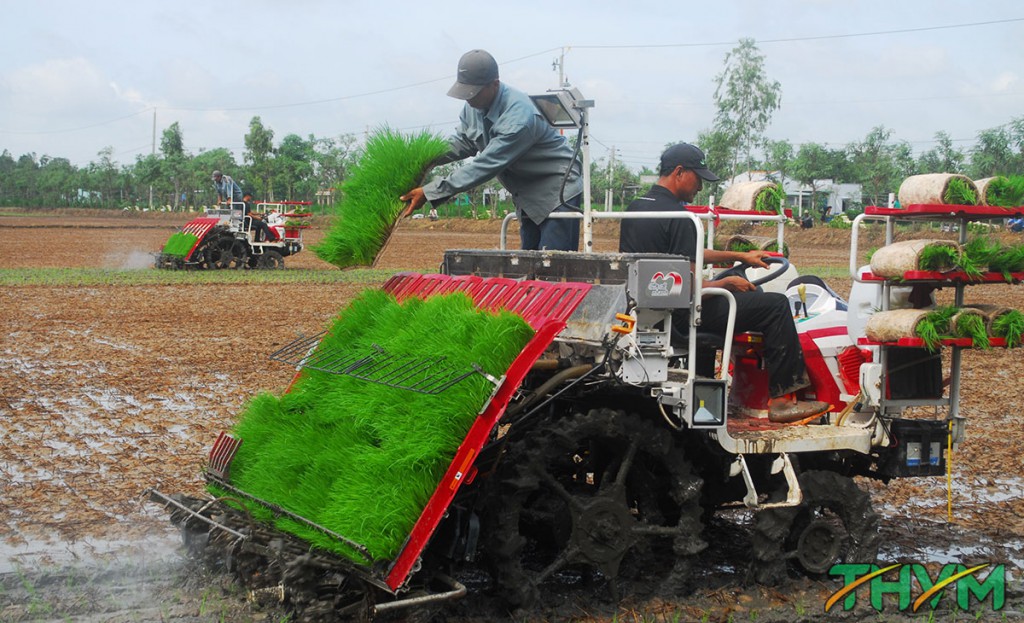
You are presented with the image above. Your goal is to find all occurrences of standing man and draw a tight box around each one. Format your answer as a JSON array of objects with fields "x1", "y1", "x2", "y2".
[
  {"x1": 212, "y1": 170, "x2": 243, "y2": 206},
  {"x1": 400, "y1": 49, "x2": 584, "y2": 251},
  {"x1": 619, "y1": 143, "x2": 827, "y2": 423}
]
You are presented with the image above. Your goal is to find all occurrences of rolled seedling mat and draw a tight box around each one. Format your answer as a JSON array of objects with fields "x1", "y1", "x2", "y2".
[
  {"x1": 869, "y1": 239, "x2": 962, "y2": 278},
  {"x1": 719, "y1": 181, "x2": 782, "y2": 212},
  {"x1": 992, "y1": 309, "x2": 1024, "y2": 347},
  {"x1": 724, "y1": 234, "x2": 789, "y2": 257},
  {"x1": 865, "y1": 309, "x2": 934, "y2": 343},
  {"x1": 964, "y1": 303, "x2": 1014, "y2": 333},
  {"x1": 975, "y1": 175, "x2": 1024, "y2": 208},
  {"x1": 974, "y1": 177, "x2": 1001, "y2": 206},
  {"x1": 897, "y1": 173, "x2": 978, "y2": 206},
  {"x1": 949, "y1": 307, "x2": 990, "y2": 348},
  {"x1": 966, "y1": 303, "x2": 1024, "y2": 346}
]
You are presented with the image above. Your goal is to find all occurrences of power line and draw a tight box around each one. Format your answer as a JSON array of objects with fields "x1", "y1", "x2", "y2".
[
  {"x1": 133, "y1": 17, "x2": 1024, "y2": 115},
  {"x1": 4, "y1": 18, "x2": 1020, "y2": 138},
  {"x1": 0, "y1": 108, "x2": 152, "y2": 135},
  {"x1": 570, "y1": 17, "x2": 1024, "y2": 50}
]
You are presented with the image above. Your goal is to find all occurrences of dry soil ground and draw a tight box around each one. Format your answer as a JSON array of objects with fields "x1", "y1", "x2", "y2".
[{"x1": 2, "y1": 209, "x2": 1024, "y2": 622}]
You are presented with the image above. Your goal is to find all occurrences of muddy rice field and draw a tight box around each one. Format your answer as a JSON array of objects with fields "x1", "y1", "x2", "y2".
[{"x1": 2, "y1": 208, "x2": 1024, "y2": 621}]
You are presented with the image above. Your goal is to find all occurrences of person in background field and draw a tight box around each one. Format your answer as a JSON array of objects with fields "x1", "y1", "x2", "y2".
[
  {"x1": 400, "y1": 49, "x2": 584, "y2": 251},
  {"x1": 619, "y1": 143, "x2": 828, "y2": 423},
  {"x1": 211, "y1": 170, "x2": 278, "y2": 242}
]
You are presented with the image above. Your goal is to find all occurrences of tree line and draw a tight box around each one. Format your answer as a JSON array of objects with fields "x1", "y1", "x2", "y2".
[
  {"x1": 3, "y1": 40, "x2": 1024, "y2": 213},
  {"x1": 0, "y1": 116, "x2": 360, "y2": 211}
]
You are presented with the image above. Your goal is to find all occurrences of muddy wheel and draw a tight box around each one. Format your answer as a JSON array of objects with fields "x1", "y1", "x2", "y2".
[
  {"x1": 748, "y1": 470, "x2": 880, "y2": 584},
  {"x1": 205, "y1": 235, "x2": 236, "y2": 269},
  {"x1": 258, "y1": 249, "x2": 284, "y2": 270},
  {"x1": 228, "y1": 239, "x2": 250, "y2": 269},
  {"x1": 484, "y1": 408, "x2": 705, "y2": 609}
]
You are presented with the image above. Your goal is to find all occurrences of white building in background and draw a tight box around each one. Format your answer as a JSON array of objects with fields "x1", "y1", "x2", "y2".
[{"x1": 723, "y1": 171, "x2": 862, "y2": 217}]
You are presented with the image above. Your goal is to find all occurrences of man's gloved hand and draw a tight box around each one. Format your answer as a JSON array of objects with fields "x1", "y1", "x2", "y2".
[{"x1": 399, "y1": 187, "x2": 427, "y2": 217}]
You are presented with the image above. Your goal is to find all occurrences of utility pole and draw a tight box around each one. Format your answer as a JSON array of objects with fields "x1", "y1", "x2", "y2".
[
  {"x1": 552, "y1": 47, "x2": 569, "y2": 88},
  {"x1": 605, "y1": 146, "x2": 615, "y2": 212},
  {"x1": 148, "y1": 108, "x2": 155, "y2": 211}
]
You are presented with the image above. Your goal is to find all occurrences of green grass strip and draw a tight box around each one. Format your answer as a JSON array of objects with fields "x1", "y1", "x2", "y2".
[
  {"x1": 993, "y1": 310, "x2": 1024, "y2": 348},
  {"x1": 313, "y1": 128, "x2": 450, "y2": 268},
  {"x1": 0, "y1": 267, "x2": 404, "y2": 287},
  {"x1": 161, "y1": 232, "x2": 198, "y2": 257},
  {"x1": 943, "y1": 178, "x2": 977, "y2": 206},
  {"x1": 214, "y1": 289, "x2": 534, "y2": 562}
]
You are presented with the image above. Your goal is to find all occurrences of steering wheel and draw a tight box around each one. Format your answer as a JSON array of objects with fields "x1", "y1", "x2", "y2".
[{"x1": 713, "y1": 255, "x2": 790, "y2": 287}]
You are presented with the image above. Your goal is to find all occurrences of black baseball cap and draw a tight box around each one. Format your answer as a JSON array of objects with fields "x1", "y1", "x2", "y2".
[
  {"x1": 660, "y1": 143, "x2": 720, "y2": 182},
  {"x1": 447, "y1": 50, "x2": 499, "y2": 100}
]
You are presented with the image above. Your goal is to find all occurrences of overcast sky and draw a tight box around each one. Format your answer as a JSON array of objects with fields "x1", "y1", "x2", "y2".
[{"x1": 1, "y1": 0, "x2": 1022, "y2": 172}]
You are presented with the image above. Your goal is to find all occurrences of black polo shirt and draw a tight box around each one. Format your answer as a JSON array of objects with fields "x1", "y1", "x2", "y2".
[{"x1": 618, "y1": 184, "x2": 696, "y2": 259}]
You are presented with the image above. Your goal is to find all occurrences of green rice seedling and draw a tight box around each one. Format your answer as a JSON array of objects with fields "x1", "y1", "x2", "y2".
[
  {"x1": 963, "y1": 237, "x2": 1001, "y2": 268},
  {"x1": 987, "y1": 175, "x2": 1024, "y2": 207},
  {"x1": 727, "y1": 240, "x2": 759, "y2": 253},
  {"x1": 943, "y1": 178, "x2": 977, "y2": 206},
  {"x1": 915, "y1": 306, "x2": 957, "y2": 351},
  {"x1": 763, "y1": 241, "x2": 790, "y2": 258},
  {"x1": 215, "y1": 288, "x2": 534, "y2": 562},
  {"x1": 917, "y1": 245, "x2": 959, "y2": 272},
  {"x1": 161, "y1": 232, "x2": 198, "y2": 257},
  {"x1": 988, "y1": 244, "x2": 1024, "y2": 281},
  {"x1": 953, "y1": 312, "x2": 990, "y2": 349},
  {"x1": 956, "y1": 253, "x2": 983, "y2": 280},
  {"x1": 312, "y1": 128, "x2": 450, "y2": 268},
  {"x1": 992, "y1": 310, "x2": 1024, "y2": 348},
  {"x1": 754, "y1": 184, "x2": 785, "y2": 214},
  {"x1": 983, "y1": 176, "x2": 1014, "y2": 207},
  {"x1": 917, "y1": 243, "x2": 981, "y2": 279}
]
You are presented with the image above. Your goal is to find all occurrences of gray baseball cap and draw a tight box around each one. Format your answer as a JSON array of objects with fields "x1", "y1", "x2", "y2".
[{"x1": 447, "y1": 49, "x2": 499, "y2": 100}]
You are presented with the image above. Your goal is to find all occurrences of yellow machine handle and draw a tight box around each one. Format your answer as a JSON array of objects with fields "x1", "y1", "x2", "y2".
[{"x1": 611, "y1": 313, "x2": 635, "y2": 335}]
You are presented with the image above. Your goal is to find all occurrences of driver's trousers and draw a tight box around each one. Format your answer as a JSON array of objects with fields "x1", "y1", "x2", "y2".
[{"x1": 673, "y1": 290, "x2": 809, "y2": 398}]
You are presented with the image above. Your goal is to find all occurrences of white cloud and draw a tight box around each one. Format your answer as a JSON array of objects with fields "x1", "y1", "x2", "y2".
[
  {"x1": 4, "y1": 58, "x2": 118, "y2": 117},
  {"x1": 991, "y1": 71, "x2": 1019, "y2": 93}
]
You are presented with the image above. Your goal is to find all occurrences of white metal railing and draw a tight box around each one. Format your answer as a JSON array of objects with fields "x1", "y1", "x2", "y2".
[{"x1": 498, "y1": 201, "x2": 788, "y2": 253}]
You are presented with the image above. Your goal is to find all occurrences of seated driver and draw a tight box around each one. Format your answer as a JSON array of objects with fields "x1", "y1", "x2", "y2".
[{"x1": 618, "y1": 143, "x2": 827, "y2": 423}]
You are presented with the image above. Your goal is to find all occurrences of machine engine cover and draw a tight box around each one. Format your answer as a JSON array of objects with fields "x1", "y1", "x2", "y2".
[{"x1": 627, "y1": 259, "x2": 692, "y2": 310}]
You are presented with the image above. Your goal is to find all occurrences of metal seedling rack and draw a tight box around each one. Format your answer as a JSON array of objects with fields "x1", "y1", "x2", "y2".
[{"x1": 270, "y1": 333, "x2": 489, "y2": 395}]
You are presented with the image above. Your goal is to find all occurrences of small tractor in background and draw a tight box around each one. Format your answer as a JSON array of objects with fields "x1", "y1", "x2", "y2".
[{"x1": 153, "y1": 200, "x2": 313, "y2": 270}]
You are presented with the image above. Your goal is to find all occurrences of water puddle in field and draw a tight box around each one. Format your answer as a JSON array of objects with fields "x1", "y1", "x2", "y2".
[{"x1": 0, "y1": 528, "x2": 181, "y2": 575}]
